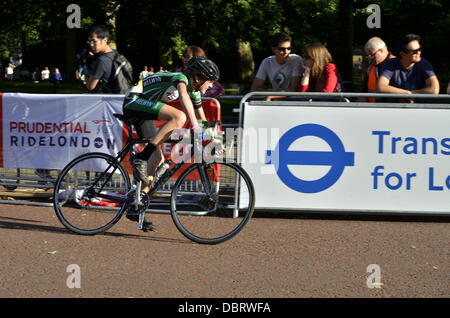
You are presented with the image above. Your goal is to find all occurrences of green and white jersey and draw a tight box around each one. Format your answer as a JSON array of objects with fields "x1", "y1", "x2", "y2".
[{"x1": 129, "y1": 72, "x2": 202, "y2": 108}]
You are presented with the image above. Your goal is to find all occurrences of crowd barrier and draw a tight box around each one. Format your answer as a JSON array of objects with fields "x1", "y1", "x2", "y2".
[
  {"x1": 1, "y1": 92, "x2": 449, "y2": 216},
  {"x1": 0, "y1": 93, "x2": 222, "y2": 207},
  {"x1": 238, "y1": 92, "x2": 450, "y2": 215}
]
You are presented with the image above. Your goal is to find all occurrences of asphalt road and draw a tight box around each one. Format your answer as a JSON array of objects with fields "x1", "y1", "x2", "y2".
[{"x1": 0, "y1": 203, "x2": 448, "y2": 299}]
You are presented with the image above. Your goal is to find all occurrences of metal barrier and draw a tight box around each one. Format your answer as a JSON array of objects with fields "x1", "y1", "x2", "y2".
[
  {"x1": 1, "y1": 92, "x2": 448, "y2": 213},
  {"x1": 0, "y1": 96, "x2": 227, "y2": 208},
  {"x1": 238, "y1": 91, "x2": 450, "y2": 128}
]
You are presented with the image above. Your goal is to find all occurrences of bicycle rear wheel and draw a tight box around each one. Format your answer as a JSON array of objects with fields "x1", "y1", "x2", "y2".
[
  {"x1": 53, "y1": 152, "x2": 131, "y2": 235},
  {"x1": 171, "y1": 162, "x2": 255, "y2": 244}
]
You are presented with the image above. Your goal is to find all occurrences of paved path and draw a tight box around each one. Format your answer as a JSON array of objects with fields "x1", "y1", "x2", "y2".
[{"x1": 0, "y1": 203, "x2": 448, "y2": 298}]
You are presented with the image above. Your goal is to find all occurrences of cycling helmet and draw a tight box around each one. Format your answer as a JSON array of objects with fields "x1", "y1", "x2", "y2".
[{"x1": 185, "y1": 56, "x2": 220, "y2": 82}]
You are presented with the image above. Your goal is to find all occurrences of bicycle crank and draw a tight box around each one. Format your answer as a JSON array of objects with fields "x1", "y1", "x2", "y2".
[{"x1": 137, "y1": 192, "x2": 150, "y2": 230}]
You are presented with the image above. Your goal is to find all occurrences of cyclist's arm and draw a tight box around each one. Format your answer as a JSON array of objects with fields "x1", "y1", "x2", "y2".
[
  {"x1": 195, "y1": 107, "x2": 207, "y2": 122},
  {"x1": 177, "y1": 81, "x2": 198, "y2": 127}
]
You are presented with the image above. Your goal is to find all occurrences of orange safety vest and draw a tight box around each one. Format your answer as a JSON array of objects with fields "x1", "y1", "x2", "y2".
[{"x1": 366, "y1": 54, "x2": 395, "y2": 102}]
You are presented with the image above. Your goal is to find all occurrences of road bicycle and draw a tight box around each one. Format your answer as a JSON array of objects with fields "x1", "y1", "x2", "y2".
[{"x1": 53, "y1": 114, "x2": 255, "y2": 244}]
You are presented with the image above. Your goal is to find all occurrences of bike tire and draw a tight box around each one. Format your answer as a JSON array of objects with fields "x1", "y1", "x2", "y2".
[
  {"x1": 53, "y1": 152, "x2": 131, "y2": 235},
  {"x1": 170, "y1": 162, "x2": 255, "y2": 244}
]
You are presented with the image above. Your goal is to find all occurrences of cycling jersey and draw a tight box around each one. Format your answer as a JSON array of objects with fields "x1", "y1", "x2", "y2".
[{"x1": 123, "y1": 72, "x2": 202, "y2": 120}]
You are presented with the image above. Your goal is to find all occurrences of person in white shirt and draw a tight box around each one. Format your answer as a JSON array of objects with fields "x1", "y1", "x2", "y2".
[
  {"x1": 41, "y1": 66, "x2": 50, "y2": 81},
  {"x1": 5, "y1": 63, "x2": 14, "y2": 80},
  {"x1": 250, "y1": 32, "x2": 303, "y2": 100},
  {"x1": 139, "y1": 66, "x2": 149, "y2": 79}
]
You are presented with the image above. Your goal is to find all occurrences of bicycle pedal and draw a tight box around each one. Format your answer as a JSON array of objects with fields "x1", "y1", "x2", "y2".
[{"x1": 137, "y1": 213, "x2": 144, "y2": 230}]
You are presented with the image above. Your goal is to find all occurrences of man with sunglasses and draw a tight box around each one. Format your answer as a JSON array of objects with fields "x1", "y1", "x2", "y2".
[
  {"x1": 377, "y1": 34, "x2": 439, "y2": 100},
  {"x1": 362, "y1": 37, "x2": 395, "y2": 102},
  {"x1": 250, "y1": 32, "x2": 303, "y2": 100}
]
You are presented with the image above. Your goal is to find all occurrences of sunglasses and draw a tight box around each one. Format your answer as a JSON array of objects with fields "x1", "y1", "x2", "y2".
[
  {"x1": 277, "y1": 47, "x2": 292, "y2": 52},
  {"x1": 404, "y1": 47, "x2": 422, "y2": 54},
  {"x1": 367, "y1": 48, "x2": 382, "y2": 59}
]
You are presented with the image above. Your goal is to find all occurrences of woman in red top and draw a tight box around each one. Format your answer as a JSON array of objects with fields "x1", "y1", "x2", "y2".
[{"x1": 298, "y1": 43, "x2": 341, "y2": 92}]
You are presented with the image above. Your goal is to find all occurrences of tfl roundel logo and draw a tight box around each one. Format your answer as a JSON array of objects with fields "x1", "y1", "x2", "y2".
[
  {"x1": 94, "y1": 137, "x2": 104, "y2": 148},
  {"x1": 265, "y1": 124, "x2": 355, "y2": 193}
]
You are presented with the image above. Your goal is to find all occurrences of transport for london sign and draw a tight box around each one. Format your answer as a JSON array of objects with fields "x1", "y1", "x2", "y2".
[{"x1": 241, "y1": 103, "x2": 450, "y2": 214}]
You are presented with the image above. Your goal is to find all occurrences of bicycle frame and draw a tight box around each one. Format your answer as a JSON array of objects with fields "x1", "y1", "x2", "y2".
[{"x1": 87, "y1": 126, "x2": 219, "y2": 206}]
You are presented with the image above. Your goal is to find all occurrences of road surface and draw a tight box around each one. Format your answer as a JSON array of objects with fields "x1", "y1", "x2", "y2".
[{"x1": 0, "y1": 203, "x2": 448, "y2": 298}]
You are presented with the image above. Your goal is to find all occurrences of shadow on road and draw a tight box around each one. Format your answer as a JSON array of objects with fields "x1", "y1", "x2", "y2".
[
  {"x1": 0, "y1": 216, "x2": 190, "y2": 244},
  {"x1": 253, "y1": 210, "x2": 450, "y2": 223}
]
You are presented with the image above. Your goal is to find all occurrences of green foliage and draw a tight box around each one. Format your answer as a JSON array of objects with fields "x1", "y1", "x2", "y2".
[{"x1": 1, "y1": 0, "x2": 449, "y2": 89}]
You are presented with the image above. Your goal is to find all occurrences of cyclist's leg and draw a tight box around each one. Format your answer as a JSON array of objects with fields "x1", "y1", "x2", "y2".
[
  {"x1": 139, "y1": 105, "x2": 186, "y2": 192},
  {"x1": 123, "y1": 95, "x2": 161, "y2": 185},
  {"x1": 151, "y1": 104, "x2": 187, "y2": 145},
  {"x1": 132, "y1": 119, "x2": 164, "y2": 188}
]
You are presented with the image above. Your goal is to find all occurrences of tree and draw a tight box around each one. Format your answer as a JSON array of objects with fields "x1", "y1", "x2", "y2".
[{"x1": 1, "y1": 0, "x2": 449, "y2": 90}]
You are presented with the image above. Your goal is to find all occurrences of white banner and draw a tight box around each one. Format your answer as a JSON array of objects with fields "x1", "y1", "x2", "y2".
[
  {"x1": 2, "y1": 93, "x2": 124, "y2": 169},
  {"x1": 241, "y1": 103, "x2": 450, "y2": 214}
]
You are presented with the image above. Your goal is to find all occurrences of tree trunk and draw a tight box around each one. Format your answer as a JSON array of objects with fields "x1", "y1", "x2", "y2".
[
  {"x1": 65, "y1": 28, "x2": 76, "y2": 80},
  {"x1": 338, "y1": 0, "x2": 354, "y2": 91},
  {"x1": 237, "y1": 41, "x2": 254, "y2": 83}
]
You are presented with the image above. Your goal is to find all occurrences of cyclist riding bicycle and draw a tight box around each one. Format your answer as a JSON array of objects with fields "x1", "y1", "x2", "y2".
[{"x1": 122, "y1": 56, "x2": 220, "y2": 231}]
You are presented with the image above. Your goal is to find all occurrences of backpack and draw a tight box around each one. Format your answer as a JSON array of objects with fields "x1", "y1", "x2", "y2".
[{"x1": 103, "y1": 51, "x2": 134, "y2": 94}]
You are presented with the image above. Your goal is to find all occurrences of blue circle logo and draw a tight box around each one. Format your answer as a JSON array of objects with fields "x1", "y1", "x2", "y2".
[
  {"x1": 94, "y1": 137, "x2": 103, "y2": 148},
  {"x1": 265, "y1": 124, "x2": 355, "y2": 193}
]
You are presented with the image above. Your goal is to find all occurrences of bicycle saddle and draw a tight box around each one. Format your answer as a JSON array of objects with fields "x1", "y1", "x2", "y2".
[{"x1": 113, "y1": 113, "x2": 134, "y2": 124}]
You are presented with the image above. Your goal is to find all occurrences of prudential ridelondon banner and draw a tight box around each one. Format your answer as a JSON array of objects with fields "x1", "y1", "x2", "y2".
[{"x1": 1, "y1": 93, "x2": 124, "y2": 169}]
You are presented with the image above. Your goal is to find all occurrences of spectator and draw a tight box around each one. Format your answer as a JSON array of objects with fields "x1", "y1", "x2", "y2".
[
  {"x1": 41, "y1": 66, "x2": 50, "y2": 81},
  {"x1": 377, "y1": 34, "x2": 439, "y2": 100},
  {"x1": 32, "y1": 67, "x2": 40, "y2": 83},
  {"x1": 177, "y1": 46, "x2": 206, "y2": 72},
  {"x1": 298, "y1": 43, "x2": 342, "y2": 93},
  {"x1": 250, "y1": 32, "x2": 303, "y2": 100},
  {"x1": 52, "y1": 68, "x2": 63, "y2": 93},
  {"x1": 363, "y1": 37, "x2": 395, "y2": 101},
  {"x1": 447, "y1": 81, "x2": 450, "y2": 94},
  {"x1": 85, "y1": 25, "x2": 116, "y2": 93},
  {"x1": 148, "y1": 66, "x2": 155, "y2": 75},
  {"x1": 139, "y1": 66, "x2": 150, "y2": 79},
  {"x1": 53, "y1": 68, "x2": 63, "y2": 82},
  {"x1": 5, "y1": 63, "x2": 15, "y2": 80},
  {"x1": 177, "y1": 45, "x2": 225, "y2": 98}
]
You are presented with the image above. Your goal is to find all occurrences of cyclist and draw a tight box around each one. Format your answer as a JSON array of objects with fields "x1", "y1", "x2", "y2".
[{"x1": 122, "y1": 56, "x2": 220, "y2": 231}]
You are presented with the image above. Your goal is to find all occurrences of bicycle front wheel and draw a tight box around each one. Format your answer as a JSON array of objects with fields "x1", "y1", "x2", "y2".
[
  {"x1": 53, "y1": 152, "x2": 131, "y2": 235},
  {"x1": 171, "y1": 163, "x2": 255, "y2": 244}
]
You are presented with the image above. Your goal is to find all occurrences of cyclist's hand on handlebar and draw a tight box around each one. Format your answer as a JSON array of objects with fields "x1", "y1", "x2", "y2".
[
  {"x1": 191, "y1": 123, "x2": 206, "y2": 140},
  {"x1": 191, "y1": 122, "x2": 218, "y2": 141}
]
